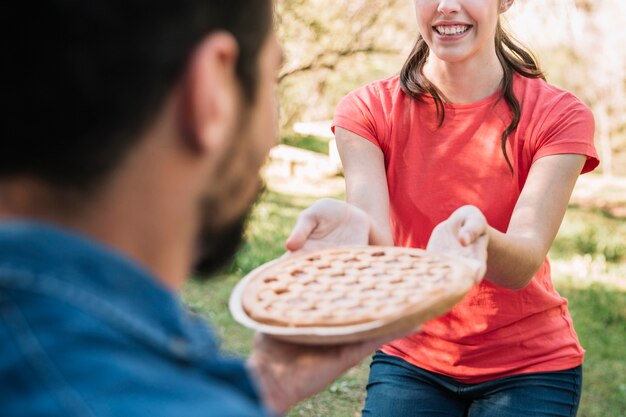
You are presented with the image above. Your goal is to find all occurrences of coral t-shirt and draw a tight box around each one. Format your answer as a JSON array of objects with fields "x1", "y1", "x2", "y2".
[{"x1": 333, "y1": 74, "x2": 599, "y2": 383}]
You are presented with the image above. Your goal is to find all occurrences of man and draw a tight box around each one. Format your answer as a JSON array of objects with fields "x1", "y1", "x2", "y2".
[{"x1": 0, "y1": 1, "x2": 488, "y2": 416}]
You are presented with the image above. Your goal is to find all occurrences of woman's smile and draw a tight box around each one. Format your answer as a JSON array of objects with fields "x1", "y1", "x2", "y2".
[{"x1": 432, "y1": 22, "x2": 473, "y2": 40}]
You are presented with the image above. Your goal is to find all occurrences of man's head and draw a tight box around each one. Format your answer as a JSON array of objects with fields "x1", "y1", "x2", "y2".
[{"x1": 2, "y1": 1, "x2": 281, "y2": 282}]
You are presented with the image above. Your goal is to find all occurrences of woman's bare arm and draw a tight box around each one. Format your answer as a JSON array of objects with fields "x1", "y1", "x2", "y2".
[
  {"x1": 334, "y1": 127, "x2": 394, "y2": 246},
  {"x1": 484, "y1": 154, "x2": 586, "y2": 289}
]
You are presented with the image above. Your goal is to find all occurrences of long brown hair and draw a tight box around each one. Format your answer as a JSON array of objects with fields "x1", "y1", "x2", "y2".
[{"x1": 399, "y1": 20, "x2": 545, "y2": 172}]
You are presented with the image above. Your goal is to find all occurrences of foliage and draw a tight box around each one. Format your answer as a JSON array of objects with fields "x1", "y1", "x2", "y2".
[
  {"x1": 551, "y1": 206, "x2": 626, "y2": 263},
  {"x1": 275, "y1": 0, "x2": 415, "y2": 130}
]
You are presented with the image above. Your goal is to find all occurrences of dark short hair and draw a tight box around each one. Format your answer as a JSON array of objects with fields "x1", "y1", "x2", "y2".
[{"x1": 2, "y1": 0, "x2": 273, "y2": 190}]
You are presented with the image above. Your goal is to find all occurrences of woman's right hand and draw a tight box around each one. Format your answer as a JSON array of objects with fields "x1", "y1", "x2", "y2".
[{"x1": 285, "y1": 198, "x2": 370, "y2": 253}]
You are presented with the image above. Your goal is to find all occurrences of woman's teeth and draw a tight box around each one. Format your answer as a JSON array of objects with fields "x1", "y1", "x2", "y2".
[{"x1": 434, "y1": 25, "x2": 470, "y2": 35}]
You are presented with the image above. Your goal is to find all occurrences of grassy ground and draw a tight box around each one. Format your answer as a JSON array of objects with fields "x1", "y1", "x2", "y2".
[
  {"x1": 281, "y1": 133, "x2": 330, "y2": 155},
  {"x1": 182, "y1": 190, "x2": 626, "y2": 417}
]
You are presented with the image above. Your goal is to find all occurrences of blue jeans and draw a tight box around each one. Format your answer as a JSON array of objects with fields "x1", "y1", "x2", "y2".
[{"x1": 362, "y1": 351, "x2": 582, "y2": 417}]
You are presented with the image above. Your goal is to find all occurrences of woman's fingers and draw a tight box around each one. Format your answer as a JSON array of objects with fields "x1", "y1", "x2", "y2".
[
  {"x1": 285, "y1": 211, "x2": 317, "y2": 251},
  {"x1": 285, "y1": 199, "x2": 370, "y2": 252},
  {"x1": 453, "y1": 205, "x2": 487, "y2": 246},
  {"x1": 458, "y1": 219, "x2": 485, "y2": 246}
]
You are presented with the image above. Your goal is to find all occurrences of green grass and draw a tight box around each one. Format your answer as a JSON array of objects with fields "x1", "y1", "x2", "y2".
[
  {"x1": 281, "y1": 133, "x2": 330, "y2": 155},
  {"x1": 551, "y1": 206, "x2": 626, "y2": 263},
  {"x1": 182, "y1": 191, "x2": 626, "y2": 417},
  {"x1": 561, "y1": 285, "x2": 626, "y2": 417}
]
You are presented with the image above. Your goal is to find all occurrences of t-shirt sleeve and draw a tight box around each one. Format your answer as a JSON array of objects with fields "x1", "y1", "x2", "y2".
[
  {"x1": 332, "y1": 84, "x2": 387, "y2": 150},
  {"x1": 532, "y1": 94, "x2": 599, "y2": 174}
]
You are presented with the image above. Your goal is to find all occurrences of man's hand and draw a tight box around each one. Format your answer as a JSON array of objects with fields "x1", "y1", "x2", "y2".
[
  {"x1": 285, "y1": 198, "x2": 370, "y2": 253},
  {"x1": 247, "y1": 330, "x2": 408, "y2": 414},
  {"x1": 427, "y1": 205, "x2": 489, "y2": 282}
]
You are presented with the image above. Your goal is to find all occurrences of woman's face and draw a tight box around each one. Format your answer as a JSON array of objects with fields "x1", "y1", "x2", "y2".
[{"x1": 413, "y1": 0, "x2": 512, "y2": 64}]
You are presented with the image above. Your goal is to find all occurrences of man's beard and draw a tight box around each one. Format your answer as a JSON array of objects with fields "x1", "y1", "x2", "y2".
[
  {"x1": 191, "y1": 179, "x2": 265, "y2": 279},
  {"x1": 192, "y1": 205, "x2": 249, "y2": 278},
  {"x1": 189, "y1": 88, "x2": 275, "y2": 279}
]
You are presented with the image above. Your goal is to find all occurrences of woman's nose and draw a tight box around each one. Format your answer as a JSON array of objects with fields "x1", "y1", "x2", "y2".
[{"x1": 437, "y1": 0, "x2": 462, "y2": 16}]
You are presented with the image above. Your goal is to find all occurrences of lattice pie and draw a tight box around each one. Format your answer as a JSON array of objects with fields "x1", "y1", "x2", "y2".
[{"x1": 239, "y1": 246, "x2": 477, "y2": 329}]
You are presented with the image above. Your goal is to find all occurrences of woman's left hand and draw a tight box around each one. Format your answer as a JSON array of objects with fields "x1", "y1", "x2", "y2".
[{"x1": 427, "y1": 205, "x2": 489, "y2": 282}]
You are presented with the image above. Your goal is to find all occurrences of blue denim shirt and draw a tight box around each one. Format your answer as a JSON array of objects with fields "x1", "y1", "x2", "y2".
[{"x1": 0, "y1": 222, "x2": 270, "y2": 417}]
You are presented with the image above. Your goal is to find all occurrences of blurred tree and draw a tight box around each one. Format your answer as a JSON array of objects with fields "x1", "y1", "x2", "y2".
[
  {"x1": 508, "y1": 0, "x2": 626, "y2": 176},
  {"x1": 275, "y1": 0, "x2": 415, "y2": 130}
]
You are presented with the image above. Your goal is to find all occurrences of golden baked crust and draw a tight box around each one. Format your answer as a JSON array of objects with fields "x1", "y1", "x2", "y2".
[{"x1": 241, "y1": 246, "x2": 474, "y2": 328}]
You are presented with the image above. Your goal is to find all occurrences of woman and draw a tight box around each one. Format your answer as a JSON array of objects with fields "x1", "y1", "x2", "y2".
[{"x1": 290, "y1": 0, "x2": 599, "y2": 416}]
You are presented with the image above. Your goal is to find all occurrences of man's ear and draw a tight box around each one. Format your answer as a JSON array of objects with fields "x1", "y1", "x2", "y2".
[
  {"x1": 180, "y1": 31, "x2": 240, "y2": 155},
  {"x1": 500, "y1": 0, "x2": 514, "y2": 13}
]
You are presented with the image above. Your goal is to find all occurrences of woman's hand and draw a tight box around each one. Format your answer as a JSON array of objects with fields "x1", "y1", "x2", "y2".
[
  {"x1": 247, "y1": 330, "x2": 409, "y2": 414},
  {"x1": 285, "y1": 198, "x2": 370, "y2": 253},
  {"x1": 427, "y1": 205, "x2": 489, "y2": 282}
]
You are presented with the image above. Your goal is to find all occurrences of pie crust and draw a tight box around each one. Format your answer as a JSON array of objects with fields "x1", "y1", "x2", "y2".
[{"x1": 229, "y1": 246, "x2": 478, "y2": 344}]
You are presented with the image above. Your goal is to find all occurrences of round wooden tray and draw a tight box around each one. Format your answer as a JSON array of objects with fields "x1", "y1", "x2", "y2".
[{"x1": 229, "y1": 247, "x2": 480, "y2": 345}]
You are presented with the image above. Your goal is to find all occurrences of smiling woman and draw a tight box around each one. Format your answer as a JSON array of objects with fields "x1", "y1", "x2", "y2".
[{"x1": 316, "y1": 0, "x2": 602, "y2": 416}]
